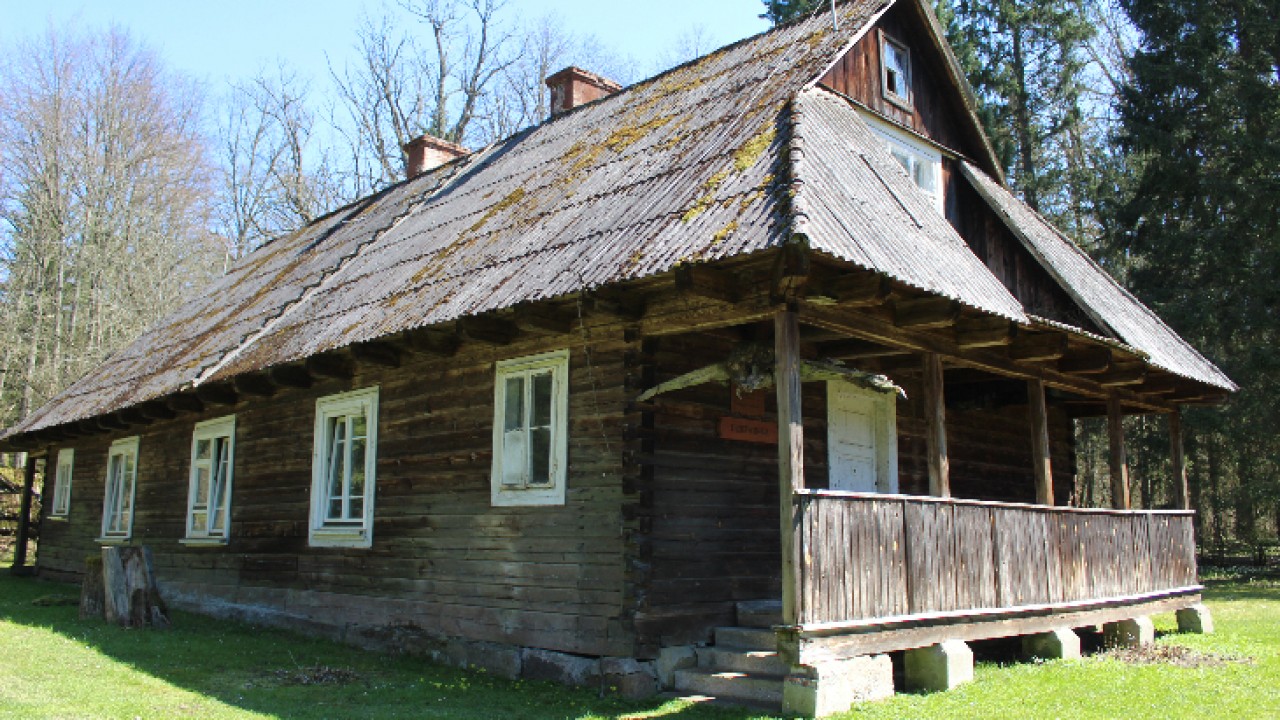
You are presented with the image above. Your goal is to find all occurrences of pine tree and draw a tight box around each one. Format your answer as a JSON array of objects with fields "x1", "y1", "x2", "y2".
[
  {"x1": 761, "y1": 0, "x2": 824, "y2": 25},
  {"x1": 1115, "y1": 0, "x2": 1280, "y2": 542},
  {"x1": 935, "y1": 1, "x2": 1096, "y2": 228}
]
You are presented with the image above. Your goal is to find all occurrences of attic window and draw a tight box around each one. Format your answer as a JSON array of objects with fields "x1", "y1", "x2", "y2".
[
  {"x1": 868, "y1": 122, "x2": 943, "y2": 211},
  {"x1": 881, "y1": 33, "x2": 912, "y2": 108}
]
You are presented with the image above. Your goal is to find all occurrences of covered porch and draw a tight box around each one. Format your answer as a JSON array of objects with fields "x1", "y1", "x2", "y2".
[{"x1": 760, "y1": 303, "x2": 1213, "y2": 713}]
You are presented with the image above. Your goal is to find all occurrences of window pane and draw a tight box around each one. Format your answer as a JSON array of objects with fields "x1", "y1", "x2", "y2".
[
  {"x1": 504, "y1": 376, "x2": 524, "y2": 431},
  {"x1": 195, "y1": 466, "x2": 210, "y2": 502},
  {"x1": 349, "y1": 497, "x2": 363, "y2": 520},
  {"x1": 192, "y1": 511, "x2": 207, "y2": 533},
  {"x1": 529, "y1": 427, "x2": 551, "y2": 486},
  {"x1": 532, "y1": 372, "x2": 553, "y2": 427},
  {"x1": 885, "y1": 42, "x2": 909, "y2": 96},
  {"x1": 329, "y1": 498, "x2": 343, "y2": 519},
  {"x1": 502, "y1": 429, "x2": 526, "y2": 486},
  {"x1": 328, "y1": 418, "x2": 347, "y2": 501},
  {"x1": 351, "y1": 438, "x2": 366, "y2": 498},
  {"x1": 352, "y1": 413, "x2": 367, "y2": 440},
  {"x1": 196, "y1": 438, "x2": 211, "y2": 460},
  {"x1": 211, "y1": 507, "x2": 225, "y2": 533}
]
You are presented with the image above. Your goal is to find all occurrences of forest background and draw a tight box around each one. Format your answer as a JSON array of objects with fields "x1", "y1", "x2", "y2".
[{"x1": 2, "y1": 0, "x2": 1276, "y2": 551}]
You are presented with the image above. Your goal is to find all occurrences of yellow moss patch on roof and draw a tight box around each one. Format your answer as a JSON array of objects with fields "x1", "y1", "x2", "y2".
[{"x1": 734, "y1": 123, "x2": 777, "y2": 172}]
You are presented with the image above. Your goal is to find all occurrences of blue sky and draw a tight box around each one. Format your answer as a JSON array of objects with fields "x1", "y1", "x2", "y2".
[{"x1": 2, "y1": 1, "x2": 772, "y2": 87}]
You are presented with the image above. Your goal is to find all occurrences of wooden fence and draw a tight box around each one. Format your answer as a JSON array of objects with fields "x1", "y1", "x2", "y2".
[{"x1": 794, "y1": 490, "x2": 1197, "y2": 627}]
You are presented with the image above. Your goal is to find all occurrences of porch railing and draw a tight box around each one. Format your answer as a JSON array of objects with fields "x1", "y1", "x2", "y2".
[{"x1": 794, "y1": 490, "x2": 1198, "y2": 628}]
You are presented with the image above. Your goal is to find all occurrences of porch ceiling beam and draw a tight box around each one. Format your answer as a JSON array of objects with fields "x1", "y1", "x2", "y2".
[
  {"x1": 459, "y1": 316, "x2": 519, "y2": 345},
  {"x1": 351, "y1": 341, "x2": 401, "y2": 368},
  {"x1": 638, "y1": 300, "x2": 776, "y2": 337},
  {"x1": 1099, "y1": 365, "x2": 1148, "y2": 387},
  {"x1": 1009, "y1": 333, "x2": 1068, "y2": 362},
  {"x1": 894, "y1": 298, "x2": 960, "y2": 330},
  {"x1": 675, "y1": 264, "x2": 739, "y2": 304},
  {"x1": 195, "y1": 382, "x2": 239, "y2": 406},
  {"x1": 268, "y1": 364, "x2": 314, "y2": 389},
  {"x1": 955, "y1": 317, "x2": 1015, "y2": 349},
  {"x1": 819, "y1": 338, "x2": 908, "y2": 360},
  {"x1": 797, "y1": 302, "x2": 1173, "y2": 413},
  {"x1": 813, "y1": 273, "x2": 892, "y2": 307},
  {"x1": 1058, "y1": 347, "x2": 1112, "y2": 374},
  {"x1": 233, "y1": 372, "x2": 277, "y2": 397}
]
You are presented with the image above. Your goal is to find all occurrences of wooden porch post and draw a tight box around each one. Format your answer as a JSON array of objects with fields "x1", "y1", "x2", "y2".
[
  {"x1": 11, "y1": 453, "x2": 37, "y2": 574},
  {"x1": 1169, "y1": 407, "x2": 1190, "y2": 511},
  {"x1": 775, "y1": 309, "x2": 804, "y2": 627},
  {"x1": 923, "y1": 352, "x2": 950, "y2": 497},
  {"x1": 1028, "y1": 379, "x2": 1054, "y2": 506},
  {"x1": 1107, "y1": 395, "x2": 1131, "y2": 509}
]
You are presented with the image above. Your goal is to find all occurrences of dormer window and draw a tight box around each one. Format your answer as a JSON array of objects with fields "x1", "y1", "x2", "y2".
[
  {"x1": 868, "y1": 121, "x2": 943, "y2": 211},
  {"x1": 881, "y1": 33, "x2": 912, "y2": 108}
]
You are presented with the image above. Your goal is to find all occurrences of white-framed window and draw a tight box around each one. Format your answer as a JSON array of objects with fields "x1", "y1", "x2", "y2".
[
  {"x1": 184, "y1": 415, "x2": 235, "y2": 544},
  {"x1": 50, "y1": 448, "x2": 74, "y2": 517},
  {"x1": 310, "y1": 387, "x2": 378, "y2": 548},
  {"x1": 881, "y1": 32, "x2": 912, "y2": 108},
  {"x1": 491, "y1": 349, "x2": 569, "y2": 507},
  {"x1": 100, "y1": 436, "x2": 140, "y2": 542},
  {"x1": 868, "y1": 121, "x2": 943, "y2": 211}
]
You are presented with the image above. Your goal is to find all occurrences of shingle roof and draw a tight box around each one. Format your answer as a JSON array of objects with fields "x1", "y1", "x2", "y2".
[
  {"x1": 961, "y1": 163, "x2": 1236, "y2": 391},
  {"x1": 4, "y1": 0, "x2": 1231, "y2": 441}
]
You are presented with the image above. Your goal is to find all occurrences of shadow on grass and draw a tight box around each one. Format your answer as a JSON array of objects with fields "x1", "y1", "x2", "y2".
[{"x1": 0, "y1": 573, "x2": 773, "y2": 720}]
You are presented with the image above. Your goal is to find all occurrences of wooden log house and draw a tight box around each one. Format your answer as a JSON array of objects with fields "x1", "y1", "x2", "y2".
[{"x1": 2, "y1": 1, "x2": 1233, "y2": 714}]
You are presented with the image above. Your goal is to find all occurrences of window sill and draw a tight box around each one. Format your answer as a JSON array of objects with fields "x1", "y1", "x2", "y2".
[
  {"x1": 179, "y1": 537, "x2": 228, "y2": 547},
  {"x1": 882, "y1": 92, "x2": 914, "y2": 113},
  {"x1": 95, "y1": 536, "x2": 131, "y2": 546},
  {"x1": 46, "y1": 515, "x2": 69, "y2": 522},
  {"x1": 490, "y1": 487, "x2": 566, "y2": 507},
  {"x1": 309, "y1": 528, "x2": 371, "y2": 548}
]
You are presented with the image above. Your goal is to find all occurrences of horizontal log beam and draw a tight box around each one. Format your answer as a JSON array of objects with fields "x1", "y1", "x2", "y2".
[
  {"x1": 955, "y1": 317, "x2": 1014, "y2": 348},
  {"x1": 819, "y1": 338, "x2": 909, "y2": 360},
  {"x1": 459, "y1": 316, "x2": 519, "y2": 345},
  {"x1": 894, "y1": 298, "x2": 959, "y2": 330},
  {"x1": 269, "y1": 365, "x2": 314, "y2": 389},
  {"x1": 513, "y1": 307, "x2": 575, "y2": 335},
  {"x1": 675, "y1": 264, "x2": 738, "y2": 303},
  {"x1": 799, "y1": 302, "x2": 1172, "y2": 412},
  {"x1": 1100, "y1": 366, "x2": 1148, "y2": 387},
  {"x1": 1058, "y1": 348, "x2": 1112, "y2": 374},
  {"x1": 1009, "y1": 333, "x2": 1068, "y2": 362},
  {"x1": 402, "y1": 329, "x2": 461, "y2": 357},
  {"x1": 351, "y1": 341, "x2": 401, "y2": 368},
  {"x1": 233, "y1": 373, "x2": 277, "y2": 397},
  {"x1": 306, "y1": 354, "x2": 355, "y2": 380},
  {"x1": 195, "y1": 383, "x2": 238, "y2": 406},
  {"x1": 814, "y1": 274, "x2": 892, "y2": 307}
]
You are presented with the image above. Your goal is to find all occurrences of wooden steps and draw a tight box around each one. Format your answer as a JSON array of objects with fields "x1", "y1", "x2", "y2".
[{"x1": 670, "y1": 600, "x2": 787, "y2": 710}]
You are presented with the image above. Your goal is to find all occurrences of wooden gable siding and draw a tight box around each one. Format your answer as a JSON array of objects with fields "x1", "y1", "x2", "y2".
[
  {"x1": 819, "y1": 5, "x2": 972, "y2": 156},
  {"x1": 818, "y1": 6, "x2": 1097, "y2": 330},
  {"x1": 951, "y1": 178, "x2": 1102, "y2": 330},
  {"x1": 35, "y1": 324, "x2": 638, "y2": 659}
]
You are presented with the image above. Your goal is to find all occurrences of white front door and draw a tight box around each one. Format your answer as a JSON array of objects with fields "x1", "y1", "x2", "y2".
[{"x1": 827, "y1": 382, "x2": 897, "y2": 493}]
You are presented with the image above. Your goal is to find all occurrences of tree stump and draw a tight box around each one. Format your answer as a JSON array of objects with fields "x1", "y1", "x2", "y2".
[
  {"x1": 79, "y1": 556, "x2": 105, "y2": 620},
  {"x1": 99, "y1": 546, "x2": 170, "y2": 628}
]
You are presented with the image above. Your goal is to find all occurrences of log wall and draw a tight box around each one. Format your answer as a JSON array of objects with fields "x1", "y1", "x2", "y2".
[{"x1": 36, "y1": 321, "x2": 638, "y2": 658}]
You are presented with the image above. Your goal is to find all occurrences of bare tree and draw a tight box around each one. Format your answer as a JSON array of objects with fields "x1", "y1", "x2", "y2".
[
  {"x1": 0, "y1": 27, "x2": 219, "y2": 425},
  {"x1": 217, "y1": 63, "x2": 343, "y2": 263}
]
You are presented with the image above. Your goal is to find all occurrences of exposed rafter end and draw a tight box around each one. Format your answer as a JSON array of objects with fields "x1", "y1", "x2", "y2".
[
  {"x1": 1058, "y1": 347, "x2": 1112, "y2": 375},
  {"x1": 402, "y1": 328, "x2": 461, "y2": 356},
  {"x1": 894, "y1": 297, "x2": 959, "y2": 329},
  {"x1": 955, "y1": 316, "x2": 1014, "y2": 348},
  {"x1": 167, "y1": 393, "x2": 205, "y2": 414},
  {"x1": 234, "y1": 372, "x2": 277, "y2": 397},
  {"x1": 675, "y1": 264, "x2": 739, "y2": 303},
  {"x1": 306, "y1": 353, "x2": 355, "y2": 380},
  {"x1": 1009, "y1": 333, "x2": 1068, "y2": 362},
  {"x1": 195, "y1": 382, "x2": 239, "y2": 406},
  {"x1": 352, "y1": 341, "x2": 401, "y2": 368},
  {"x1": 1100, "y1": 366, "x2": 1148, "y2": 388},
  {"x1": 513, "y1": 307, "x2": 575, "y2": 335},
  {"x1": 269, "y1": 364, "x2": 314, "y2": 388},
  {"x1": 809, "y1": 272, "x2": 892, "y2": 307},
  {"x1": 459, "y1": 315, "x2": 520, "y2": 345}
]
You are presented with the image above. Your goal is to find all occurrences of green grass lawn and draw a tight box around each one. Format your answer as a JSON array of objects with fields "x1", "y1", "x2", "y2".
[{"x1": 1, "y1": 570, "x2": 1277, "y2": 720}]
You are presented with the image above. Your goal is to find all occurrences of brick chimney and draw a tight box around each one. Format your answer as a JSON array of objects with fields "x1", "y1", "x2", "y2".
[
  {"x1": 545, "y1": 66, "x2": 622, "y2": 118},
  {"x1": 403, "y1": 134, "x2": 470, "y2": 178}
]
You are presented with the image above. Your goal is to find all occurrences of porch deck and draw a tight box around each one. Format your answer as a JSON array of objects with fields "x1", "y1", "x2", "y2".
[{"x1": 781, "y1": 490, "x2": 1200, "y2": 661}]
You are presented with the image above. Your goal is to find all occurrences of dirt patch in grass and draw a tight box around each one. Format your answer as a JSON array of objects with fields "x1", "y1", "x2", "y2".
[
  {"x1": 268, "y1": 665, "x2": 364, "y2": 686},
  {"x1": 1099, "y1": 644, "x2": 1253, "y2": 668}
]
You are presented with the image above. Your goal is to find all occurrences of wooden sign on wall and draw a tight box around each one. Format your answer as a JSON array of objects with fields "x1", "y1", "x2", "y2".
[{"x1": 718, "y1": 416, "x2": 777, "y2": 444}]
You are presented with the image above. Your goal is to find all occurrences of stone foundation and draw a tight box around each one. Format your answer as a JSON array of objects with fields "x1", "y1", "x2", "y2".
[
  {"x1": 783, "y1": 654, "x2": 894, "y2": 717},
  {"x1": 904, "y1": 640, "x2": 974, "y2": 692}
]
